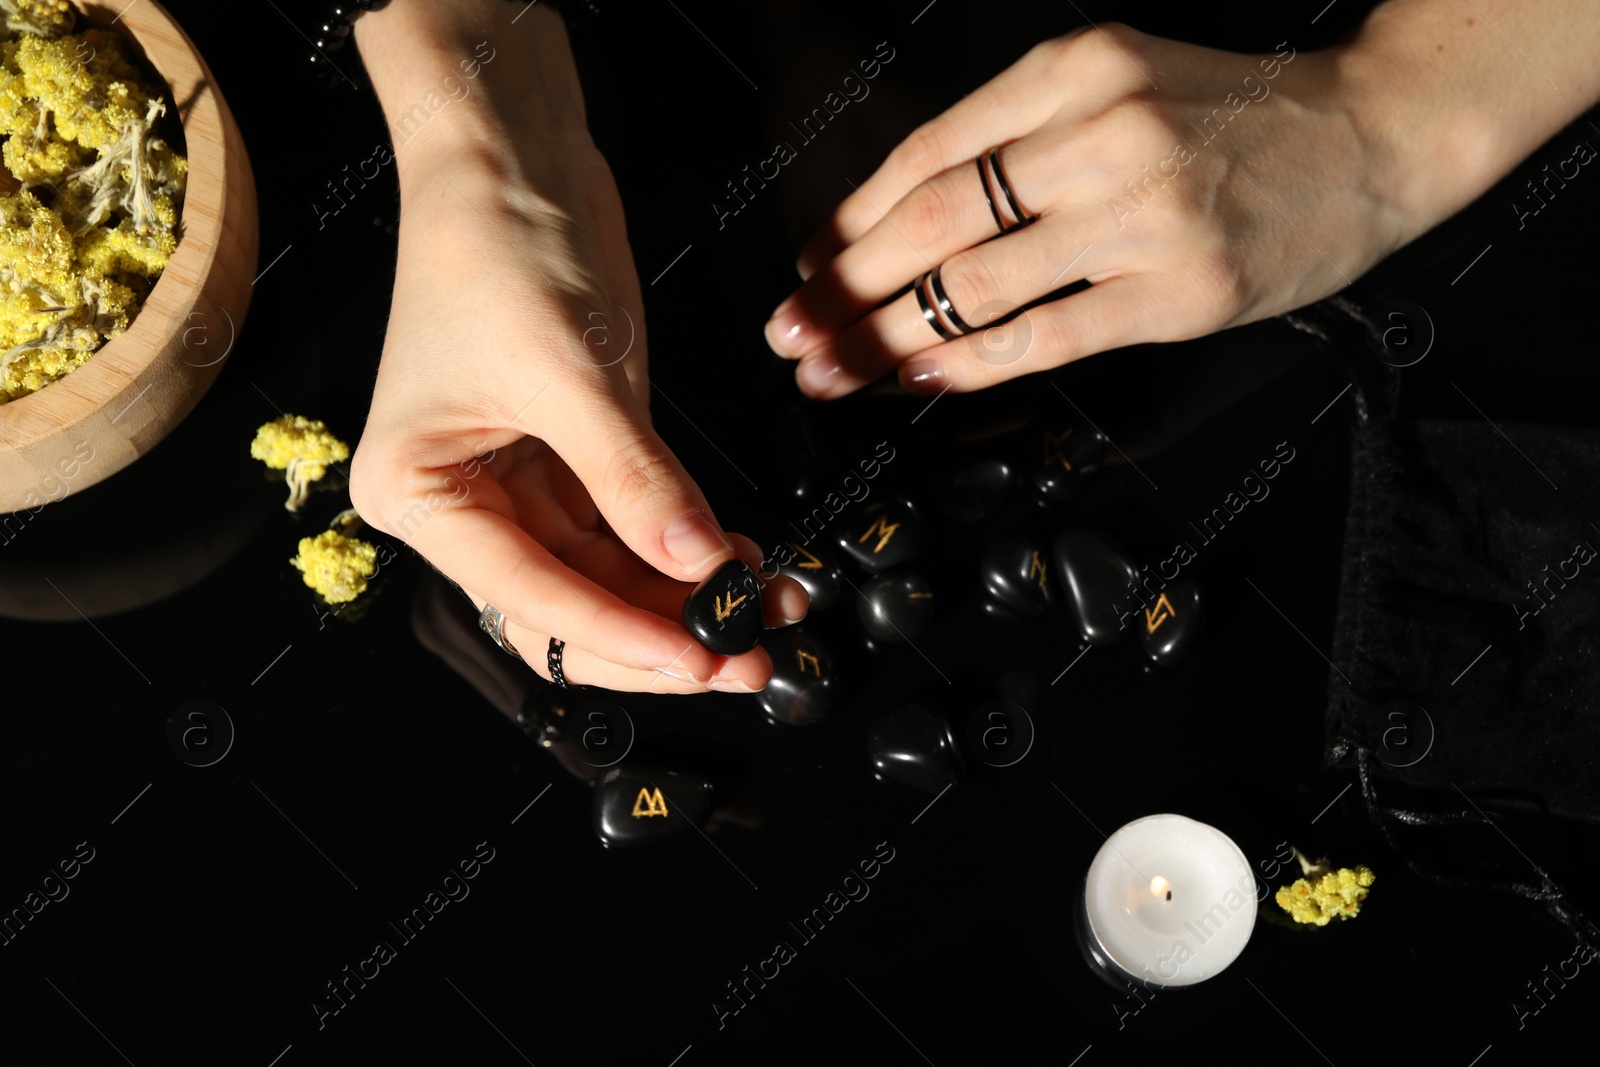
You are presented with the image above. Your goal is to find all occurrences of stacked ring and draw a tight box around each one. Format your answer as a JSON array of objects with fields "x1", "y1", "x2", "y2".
[
  {"x1": 916, "y1": 265, "x2": 974, "y2": 341},
  {"x1": 915, "y1": 270, "x2": 959, "y2": 341},
  {"x1": 928, "y1": 266, "x2": 973, "y2": 334},
  {"x1": 978, "y1": 145, "x2": 1037, "y2": 233},
  {"x1": 976, "y1": 154, "x2": 1006, "y2": 234},
  {"x1": 988, "y1": 147, "x2": 1034, "y2": 228}
]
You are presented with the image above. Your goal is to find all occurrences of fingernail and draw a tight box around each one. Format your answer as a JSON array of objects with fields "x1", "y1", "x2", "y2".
[
  {"x1": 797, "y1": 355, "x2": 842, "y2": 397},
  {"x1": 901, "y1": 361, "x2": 945, "y2": 396},
  {"x1": 663, "y1": 511, "x2": 733, "y2": 574},
  {"x1": 710, "y1": 678, "x2": 758, "y2": 694},
  {"x1": 764, "y1": 312, "x2": 804, "y2": 357},
  {"x1": 779, "y1": 588, "x2": 811, "y2": 626},
  {"x1": 655, "y1": 665, "x2": 706, "y2": 684}
]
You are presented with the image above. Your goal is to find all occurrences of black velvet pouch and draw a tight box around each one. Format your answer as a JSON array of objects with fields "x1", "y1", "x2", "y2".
[{"x1": 1301, "y1": 299, "x2": 1600, "y2": 936}]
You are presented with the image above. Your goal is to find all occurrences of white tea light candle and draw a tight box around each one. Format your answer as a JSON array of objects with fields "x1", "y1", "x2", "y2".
[{"x1": 1080, "y1": 813, "x2": 1256, "y2": 987}]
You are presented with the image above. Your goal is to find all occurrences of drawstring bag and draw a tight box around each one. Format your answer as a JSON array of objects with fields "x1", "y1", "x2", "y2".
[{"x1": 1295, "y1": 297, "x2": 1600, "y2": 943}]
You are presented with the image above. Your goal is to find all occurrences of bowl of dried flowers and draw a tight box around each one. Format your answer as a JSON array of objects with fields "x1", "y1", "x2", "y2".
[{"x1": 0, "y1": 0, "x2": 256, "y2": 513}]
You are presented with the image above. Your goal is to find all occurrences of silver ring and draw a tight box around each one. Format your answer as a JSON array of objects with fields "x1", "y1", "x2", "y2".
[
  {"x1": 928, "y1": 265, "x2": 974, "y2": 334},
  {"x1": 915, "y1": 265, "x2": 976, "y2": 341},
  {"x1": 479, "y1": 603, "x2": 522, "y2": 660},
  {"x1": 915, "y1": 271, "x2": 960, "y2": 341},
  {"x1": 977, "y1": 153, "x2": 1005, "y2": 234},
  {"x1": 983, "y1": 146, "x2": 1036, "y2": 231}
]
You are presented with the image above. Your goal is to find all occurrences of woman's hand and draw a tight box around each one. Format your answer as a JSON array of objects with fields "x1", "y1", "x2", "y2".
[
  {"x1": 765, "y1": 4, "x2": 1600, "y2": 399},
  {"x1": 348, "y1": 1, "x2": 807, "y2": 693}
]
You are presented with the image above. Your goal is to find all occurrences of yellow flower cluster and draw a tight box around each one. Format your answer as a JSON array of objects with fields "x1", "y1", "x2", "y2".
[
  {"x1": 1, "y1": 2, "x2": 74, "y2": 38},
  {"x1": 0, "y1": 9, "x2": 186, "y2": 401},
  {"x1": 291, "y1": 529, "x2": 378, "y2": 604},
  {"x1": 250, "y1": 414, "x2": 350, "y2": 512},
  {"x1": 1275, "y1": 866, "x2": 1375, "y2": 926}
]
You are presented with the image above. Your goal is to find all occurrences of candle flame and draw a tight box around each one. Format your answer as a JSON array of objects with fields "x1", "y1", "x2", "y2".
[{"x1": 1150, "y1": 876, "x2": 1170, "y2": 899}]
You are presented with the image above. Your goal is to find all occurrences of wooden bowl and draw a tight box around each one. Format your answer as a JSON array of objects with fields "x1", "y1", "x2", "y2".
[{"x1": 0, "y1": 0, "x2": 258, "y2": 513}]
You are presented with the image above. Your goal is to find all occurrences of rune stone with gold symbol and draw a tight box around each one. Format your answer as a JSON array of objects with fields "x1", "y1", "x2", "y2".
[{"x1": 684, "y1": 559, "x2": 764, "y2": 655}]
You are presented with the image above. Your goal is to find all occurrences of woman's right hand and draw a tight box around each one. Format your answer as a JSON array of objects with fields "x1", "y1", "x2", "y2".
[
  {"x1": 348, "y1": 0, "x2": 808, "y2": 694},
  {"x1": 764, "y1": 2, "x2": 1600, "y2": 400}
]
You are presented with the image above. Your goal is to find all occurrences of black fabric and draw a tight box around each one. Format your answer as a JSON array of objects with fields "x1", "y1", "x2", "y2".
[
  {"x1": 1329, "y1": 413, "x2": 1600, "y2": 821},
  {"x1": 1300, "y1": 298, "x2": 1600, "y2": 938}
]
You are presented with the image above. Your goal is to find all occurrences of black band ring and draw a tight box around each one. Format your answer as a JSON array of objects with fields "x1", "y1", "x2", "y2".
[
  {"x1": 976, "y1": 155, "x2": 1006, "y2": 235},
  {"x1": 928, "y1": 265, "x2": 973, "y2": 335},
  {"x1": 548, "y1": 637, "x2": 570, "y2": 689},
  {"x1": 915, "y1": 272, "x2": 960, "y2": 341},
  {"x1": 988, "y1": 147, "x2": 1034, "y2": 228}
]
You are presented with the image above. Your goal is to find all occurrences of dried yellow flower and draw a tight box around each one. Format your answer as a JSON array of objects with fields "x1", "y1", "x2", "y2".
[
  {"x1": 1, "y1": 1, "x2": 75, "y2": 38},
  {"x1": 1275, "y1": 866, "x2": 1375, "y2": 926},
  {"x1": 250, "y1": 414, "x2": 351, "y2": 512},
  {"x1": 0, "y1": 11, "x2": 187, "y2": 402},
  {"x1": 291, "y1": 529, "x2": 378, "y2": 604}
]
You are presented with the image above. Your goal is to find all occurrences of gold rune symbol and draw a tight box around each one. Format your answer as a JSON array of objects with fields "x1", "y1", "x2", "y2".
[
  {"x1": 1029, "y1": 550, "x2": 1047, "y2": 589},
  {"x1": 791, "y1": 543, "x2": 825, "y2": 571},
  {"x1": 907, "y1": 592, "x2": 933, "y2": 599},
  {"x1": 1145, "y1": 592, "x2": 1176, "y2": 633},
  {"x1": 796, "y1": 650, "x2": 821, "y2": 676},
  {"x1": 632, "y1": 787, "x2": 669, "y2": 818},
  {"x1": 714, "y1": 590, "x2": 748, "y2": 622},
  {"x1": 859, "y1": 514, "x2": 901, "y2": 553},
  {"x1": 1043, "y1": 429, "x2": 1075, "y2": 471}
]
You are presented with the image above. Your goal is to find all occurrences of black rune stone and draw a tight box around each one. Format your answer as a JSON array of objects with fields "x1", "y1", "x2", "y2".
[
  {"x1": 1028, "y1": 425, "x2": 1109, "y2": 503},
  {"x1": 1052, "y1": 530, "x2": 1138, "y2": 646},
  {"x1": 776, "y1": 541, "x2": 844, "y2": 611},
  {"x1": 836, "y1": 497, "x2": 924, "y2": 573},
  {"x1": 867, "y1": 705, "x2": 966, "y2": 794},
  {"x1": 980, "y1": 532, "x2": 1056, "y2": 617},
  {"x1": 1139, "y1": 580, "x2": 1201, "y2": 667},
  {"x1": 683, "y1": 559, "x2": 764, "y2": 655},
  {"x1": 936, "y1": 458, "x2": 1018, "y2": 522},
  {"x1": 857, "y1": 570, "x2": 935, "y2": 643},
  {"x1": 757, "y1": 627, "x2": 840, "y2": 726},
  {"x1": 592, "y1": 765, "x2": 715, "y2": 848}
]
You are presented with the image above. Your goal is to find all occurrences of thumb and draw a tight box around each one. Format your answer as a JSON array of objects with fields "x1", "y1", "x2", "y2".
[{"x1": 553, "y1": 393, "x2": 738, "y2": 584}]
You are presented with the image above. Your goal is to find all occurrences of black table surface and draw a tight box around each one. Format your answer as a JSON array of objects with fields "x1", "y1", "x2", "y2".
[{"x1": 5, "y1": 1, "x2": 1600, "y2": 1063}]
